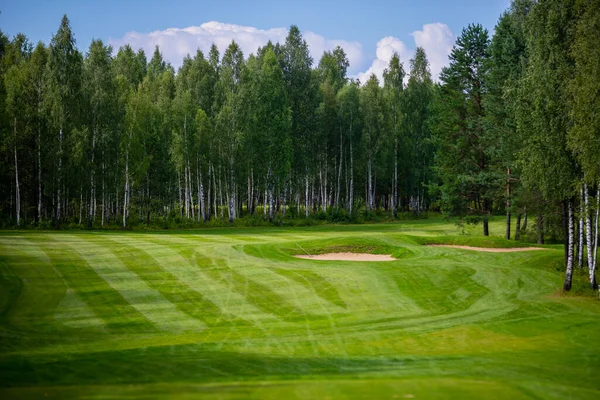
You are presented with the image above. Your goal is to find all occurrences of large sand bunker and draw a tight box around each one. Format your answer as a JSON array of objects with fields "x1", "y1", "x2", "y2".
[
  {"x1": 295, "y1": 252, "x2": 395, "y2": 261},
  {"x1": 426, "y1": 244, "x2": 546, "y2": 252}
]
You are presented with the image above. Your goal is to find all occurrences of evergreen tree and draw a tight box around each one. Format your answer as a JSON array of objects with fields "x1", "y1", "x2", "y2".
[{"x1": 433, "y1": 24, "x2": 493, "y2": 235}]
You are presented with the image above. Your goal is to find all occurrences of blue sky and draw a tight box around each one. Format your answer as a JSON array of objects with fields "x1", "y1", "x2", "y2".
[{"x1": 1, "y1": 0, "x2": 510, "y2": 80}]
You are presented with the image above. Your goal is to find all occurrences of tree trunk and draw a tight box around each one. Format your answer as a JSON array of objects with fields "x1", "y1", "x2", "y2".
[
  {"x1": 584, "y1": 183, "x2": 596, "y2": 288},
  {"x1": 282, "y1": 179, "x2": 287, "y2": 218},
  {"x1": 263, "y1": 185, "x2": 268, "y2": 220},
  {"x1": 593, "y1": 193, "x2": 599, "y2": 288},
  {"x1": 123, "y1": 153, "x2": 129, "y2": 228},
  {"x1": 505, "y1": 168, "x2": 510, "y2": 240},
  {"x1": 13, "y1": 119, "x2": 20, "y2": 227},
  {"x1": 210, "y1": 162, "x2": 216, "y2": 220},
  {"x1": 578, "y1": 186, "x2": 584, "y2": 267},
  {"x1": 515, "y1": 213, "x2": 522, "y2": 241},
  {"x1": 37, "y1": 125, "x2": 42, "y2": 224},
  {"x1": 367, "y1": 157, "x2": 373, "y2": 212},
  {"x1": 537, "y1": 214, "x2": 544, "y2": 245},
  {"x1": 393, "y1": 136, "x2": 398, "y2": 218},
  {"x1": 247, "y1": 170, "x2": 252, "y2": 216},
  {"x1": 88, "y1": 129, "x2": 96, "y2": 229},
  {"x1": 228, "y1": 156, "x2": 236, "y2": 223},
  {"x1": 79, "y1": 187, "x2": 83, "y2": 224},
  {"x1": 483, "y1": 199, "x2": 490, "y2": 237},
  {"x1": 56, "y1": 125, "x2": 63, "y2": 228},
  {"x1": 101, "y1": 161, "x2": 105, "y2": 227},
  {"x1": 267, "y1": 168, "x2": 274, "y2": 222},
  {"x1": 335, "y1": 129, "x2": 343, "y2": 209},
  {"x1": 305, "y1": 173, "x2": 309, "y2": 218},
  {"x1": 212, "y1": 163, "x2": 217, "y2": 219},
  {"x1": 349, "y1": 141, "x2": 354, "y2": 214},
  {"x1": 564, "y1": 198, "x2": 575, "y2": 291},
  {"x1": 188, "y1": 162, "x2": 195, "y2": 221},
  {"x1": 522, "y1": 209, "x2": 528, "y2": 232},
  {"x1": 197, "y1": 160, "x2": 205, "y2": 222}
]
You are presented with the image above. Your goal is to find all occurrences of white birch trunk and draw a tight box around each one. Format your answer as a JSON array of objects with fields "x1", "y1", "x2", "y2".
[
  {"x1": 79, "y1": 187, "x2": 83, "y2": 224},
  {"x1": 123, "y1": 153, "x2": 129, "y2": 228},
  {"x1": 197, "y1": 160, "x2": 205, "y2": 222},
  {"x1": 89, "y1": 129, "x2": 96, "y2": 228},
  {"x1": 305, "y1": 173, "x2": 309, "y2": 218},
  {"x1": 584, "y1": 183, "x2": 593, "y2": 276},
  {"x1": 247, "y1": 171, "x2": 251, "y2": 215},
  {"x1": 264, "y1": 186, "x2": 267, "y2": 220},
  {"x1": 593, "y1": 193, "x2": 599, "y2": 285},
  {"x1": 578, "y1": 186, "x2": 584, "y2": 267},
  {"x1": 564, "y1": 199, "x2": 575, "y2": 291}
]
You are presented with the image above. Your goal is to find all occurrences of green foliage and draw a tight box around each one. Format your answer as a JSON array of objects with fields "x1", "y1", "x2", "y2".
[
  {"x1": 432, "y1": 24, "x2": 495, "y2": 227},
  {"x1": 567, "y1": 0, "x2": 600, "y2": 184}
]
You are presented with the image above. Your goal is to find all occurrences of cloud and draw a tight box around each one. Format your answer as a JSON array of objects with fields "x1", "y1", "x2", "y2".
[
  {"x1": 354, "y1": 23, "x2": 454, "y2": 84},
  {"x1": 411, "y1": 23, "x2": 454, "y2": 81},
  {"x1": 109, "y1": 21, "x2": 362, "y2": 72},
  {"x1": 355, "y1": 36, "x2": 411, "y2": 85}
]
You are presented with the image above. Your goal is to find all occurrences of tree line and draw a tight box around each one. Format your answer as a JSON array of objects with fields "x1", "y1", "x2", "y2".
[{"x1": 0, "y1": 0, "x2": 598, "y2": 290}]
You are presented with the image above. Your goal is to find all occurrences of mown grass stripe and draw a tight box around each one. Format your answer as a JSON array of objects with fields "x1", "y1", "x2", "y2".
[
  {"x1": 273, "y1": 268, "x2": 347, "y2": 309},
  {"x1": 161, "y1": 236, "x2": 345, "y2": 314},
  {"x1": 26, "y1": 236, "x2": 156, "y2": 334},
  {"x1": 105, "y1": 235, "x2": 282, "y2": 325},
  {"x1": 97, "y1": 236, "x2": 249, "y2": 328},
  {"x1": 194, "y1": 255, "x2": 325, "y2": 323},
  {"x1": 59, "y1": 235, "x2": 206, "y2": 333},
  {"x1": 0, "y1": 238, "x2": 69, "y2": 331}
]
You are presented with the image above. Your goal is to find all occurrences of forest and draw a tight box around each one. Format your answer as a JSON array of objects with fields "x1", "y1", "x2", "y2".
[{"x1": 0, "y1": 0, "x2": 598, "y2": 291}]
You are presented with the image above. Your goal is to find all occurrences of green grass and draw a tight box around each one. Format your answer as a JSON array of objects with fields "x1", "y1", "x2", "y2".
[{"x1": 0, "y1": 216, "x2": 598, "y2": 399}]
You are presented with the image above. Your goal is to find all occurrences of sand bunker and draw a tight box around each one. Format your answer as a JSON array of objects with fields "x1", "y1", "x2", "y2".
[
  {"x1": 295, "y1": 252, "x2": 395, "y2": 261},
  {"x1": 426, "y1": 244, "x2": 546, "y2": 252}
]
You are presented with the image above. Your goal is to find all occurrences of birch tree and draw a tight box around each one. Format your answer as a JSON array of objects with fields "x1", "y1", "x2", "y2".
[
  {"x1": 405, "y1": 48, "x2": 434, "y2": 214},
  {"x1": 567, "y1": 0, "x2": 600, "y2": 288},
  {"x1": 516, "y1": 0, "x2": 579, "y2": 290},
  {"x1": 83, "y1": 39, "x2": 115, "y2": 228},
  {"x1": 3, "y1": 35, "x2": 31, "y2": 226},
  {"x1": 44, "y1": 15, "x2": 82, "y2": 228},
  {"x1": 383, "y1": 53, "x2": 405, "y2": 217},
  {"x1": 360, "y1": 74, "x2": 384, "y2": 213}
]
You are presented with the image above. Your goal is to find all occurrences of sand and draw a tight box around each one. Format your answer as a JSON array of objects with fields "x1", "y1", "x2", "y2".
[
  {"x1": 294, "y1": 252, "x2": 395, "y2": 261},
  {"x1": 426, "y1": 244, "x2": 546, "y2": 252}
]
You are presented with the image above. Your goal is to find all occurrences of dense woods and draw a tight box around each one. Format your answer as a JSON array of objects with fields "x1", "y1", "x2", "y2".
[{"x1": 0, "y1": 0, "x2": 598, "y2": 289}]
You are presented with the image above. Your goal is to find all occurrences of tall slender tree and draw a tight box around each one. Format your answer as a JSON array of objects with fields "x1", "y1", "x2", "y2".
[
  {"x1": 44, "y1": 15, "x2": 82, "y2": 228},
  {"x1": 433, "y1": 24, "x2": 493, "y2": 235}
]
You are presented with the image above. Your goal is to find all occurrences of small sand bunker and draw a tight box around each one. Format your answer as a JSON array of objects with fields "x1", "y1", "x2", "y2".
[
  {"x1": 426, "y1": 244, "x2": 546, "y2": 252},
  {"x1": 295, "y1": 252, "x2": 395, "y2": 261}
]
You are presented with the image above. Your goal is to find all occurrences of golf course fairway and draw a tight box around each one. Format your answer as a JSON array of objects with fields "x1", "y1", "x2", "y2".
[{"x1": 0, "y1": 217, "x2": 599, "y2": 399}]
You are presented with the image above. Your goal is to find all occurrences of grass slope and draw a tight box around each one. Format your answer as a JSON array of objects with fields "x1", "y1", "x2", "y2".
[{"x1": 0, "y1": 217, "x2": 598, "y2": 399}]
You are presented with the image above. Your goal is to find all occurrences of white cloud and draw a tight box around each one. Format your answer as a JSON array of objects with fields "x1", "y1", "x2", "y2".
[
  {"x1": 109, "y1": 21, "x2": 454, "y2": 84},
  {"x1": 411, "y1": 23, "x2": 454, "y2": 81},
  {"x1": 355, "y1": 36, "x2": 412, "y2": 85},
  {"x1": 109, "y1": 21, "x2": 362, "y2": 72},
  {"x1": 354, "y1": 23, "x2": 454, "y2": 84}
]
